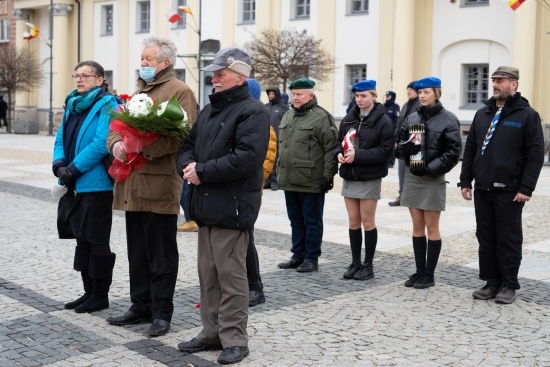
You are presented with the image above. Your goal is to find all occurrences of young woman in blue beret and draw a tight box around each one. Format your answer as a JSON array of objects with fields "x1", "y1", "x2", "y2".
[
  {"x1": 335, "y1": 80, "x2": 395, "y2": 280},
  {"x1": 395, "y1": 77, "x2": 461, "y2": 289}
]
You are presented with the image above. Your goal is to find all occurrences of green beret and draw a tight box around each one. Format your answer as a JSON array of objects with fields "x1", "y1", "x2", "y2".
[{"x1": 289, "y1": 78, "x2": 315, "y2": 90}]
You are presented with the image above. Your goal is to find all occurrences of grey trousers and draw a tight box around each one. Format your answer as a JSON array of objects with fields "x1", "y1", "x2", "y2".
[
  {"x1": 398, "y1": 159, "x2": 406, "y2": 196},
  {"x1": 196, "y1": 226, "x2": 249, "y2": 348}
]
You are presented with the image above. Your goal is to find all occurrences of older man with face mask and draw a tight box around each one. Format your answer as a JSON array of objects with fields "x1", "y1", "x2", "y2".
[
  {"x1": 106, "y1": 36, "x2": 197, "y2": 336},
  {"x1": 176, "y1": 47, "x2": 269, "y2": 365}
]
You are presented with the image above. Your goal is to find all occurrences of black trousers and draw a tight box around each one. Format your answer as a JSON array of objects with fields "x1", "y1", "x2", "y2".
[
  {"x1": 474, "y1": 190, "x2": 524, "y2": 289},
  {"x1": 246, "y1": 228, "x2": 263, "y2": 291},
  {"x1": 125, "y1": 211, "x2": 179, "y2": 321}
]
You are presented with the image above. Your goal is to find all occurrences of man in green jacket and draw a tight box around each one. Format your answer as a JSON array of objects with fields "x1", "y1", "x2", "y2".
[{"x1": 276, "y1": 78, "x2": 339, "y2": 273}]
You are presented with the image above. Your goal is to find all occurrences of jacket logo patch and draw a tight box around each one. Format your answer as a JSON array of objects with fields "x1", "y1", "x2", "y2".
[
  {"x1": 274, "y1": 110, "x2": 279, "y2": 113},
  {"x1": 502, "y1": 121, "x2": 521, "y2": 128}
]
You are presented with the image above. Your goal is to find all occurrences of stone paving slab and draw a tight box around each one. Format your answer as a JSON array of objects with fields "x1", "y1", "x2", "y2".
[{"x1": 2, "y1": 133, "x2": 550, "y2": 366}]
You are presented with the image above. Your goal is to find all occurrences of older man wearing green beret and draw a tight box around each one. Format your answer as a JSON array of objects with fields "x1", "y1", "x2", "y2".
[{"x1": 276, "y1": 78, "x2": 339, "y2": 273}]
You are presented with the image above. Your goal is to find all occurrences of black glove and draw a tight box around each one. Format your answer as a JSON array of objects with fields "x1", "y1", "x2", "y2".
[
  {"x1": 320, "y1": 177, "x2": 334, "y2": 193},
  {"x1": 55, "y1": 166, "x2": 75, "y2": 187},
  {"x1": 410, "y1": 166, "x2": 429, "y2": 177},
  {"x1": 401, "y1": 142, "x2": 422, "y2": 156}
]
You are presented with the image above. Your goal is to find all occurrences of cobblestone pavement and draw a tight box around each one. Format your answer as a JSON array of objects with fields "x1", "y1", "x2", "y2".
[{"x1": 2, "y1": 133, "x2": 550, "y2": 366}]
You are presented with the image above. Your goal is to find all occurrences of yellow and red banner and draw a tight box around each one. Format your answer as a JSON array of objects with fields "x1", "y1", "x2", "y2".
[{"x1": 509, "y1": 0, "x2": 525, "y2": 11}]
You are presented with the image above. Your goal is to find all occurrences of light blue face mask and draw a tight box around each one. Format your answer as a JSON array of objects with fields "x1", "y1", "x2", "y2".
[{"x1": 139, "y1": 66, "x2": 157, "y2": 83}]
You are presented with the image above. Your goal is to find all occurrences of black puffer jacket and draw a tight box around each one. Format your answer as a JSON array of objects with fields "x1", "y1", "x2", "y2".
[
  {"x1": 265, "y1": 86, "x2": 289, "y2": 136},
  {"x1": 334, "y1": 103, "x2": 394, "y2": 181},
  {"x1": 395, "y1": 102, "x2": 461, "y2": 178},
  {"x1": 459, "y1": 93, "x2": 544, "y2": 196},
  {"x1": 177, "y1": 82, "x2": 270, "y2": 231}
]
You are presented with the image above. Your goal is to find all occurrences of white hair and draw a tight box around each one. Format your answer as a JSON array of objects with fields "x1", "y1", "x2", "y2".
[{"x1": 142, "y1": 36, "x2": 177, "y2": 65}]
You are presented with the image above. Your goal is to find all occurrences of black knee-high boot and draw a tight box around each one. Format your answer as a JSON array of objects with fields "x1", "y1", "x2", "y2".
[
  {"x1": 343, "y1": 228, "x2": 363, "y2": 279},
  {"x1": 353, "y1": 228, "x2": 377, "y2": 281},
  {"x1": 413, "y1": 239, "x2": 441, "y2": 289},
  {"x1": 75, "y1": 253, "x2": 116, "y2": 313},
  {"x1": 65, "y1": 244, "x2": 93, "y2": 309},
  {"x1": 413, "y1": 236, "x2": 427, "y2": 274},
  {"x1": 425, "y1": 239, "x2": 442, "y2": 275},
  {"x1": 404, "y1": 236, "x2": 427, "y2": 287}
]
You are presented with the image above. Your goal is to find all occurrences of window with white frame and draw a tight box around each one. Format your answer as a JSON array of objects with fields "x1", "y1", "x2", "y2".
[
  {"x1": 0, "y1": 19, "x2": 8, "y2": 42},
  {"x1": 104, "y1": 70, "x2": 113, "y2": 89},
  {"x1": 350, "y1": 0, "x2": 368, "y2": 13},
  {"x1": 462, "y1": 0, "x2": 489, "y2": 6},
  {"x1": 346, "y1": 64, "x2": 367, "y2": 101},
  {"x1": 296, "y1": 0, "x2": 310, "y2": 18},
  {"x1": 463, "y1": 64, "x2": 489, "y2": 108},
  {"x1": 174, "y1": 69, "x2": 186, "y2": 82},
  {"x1": 137, "y1": 1, "x2": 150, "y2": 33},
  {"x1": 101, "y1": 5, "x2": 113, "y2": 36},
  {"x1": 173, "y1": 0, "x2": 187, "y2": 28},
  {"x1": 243, "y1": 0, "x2": 255, "y2": 23}
]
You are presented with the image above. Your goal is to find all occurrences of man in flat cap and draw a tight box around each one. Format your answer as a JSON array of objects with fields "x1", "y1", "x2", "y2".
[
  {"x1": 276, "y1": 78, "x2": 339, "y2": 273},
  {"x1": 459, "y1": 66, "x2": 544, "y2": 304},
  {"x1": 176, "y1": 47, "x2": 270, "y2": 364}
]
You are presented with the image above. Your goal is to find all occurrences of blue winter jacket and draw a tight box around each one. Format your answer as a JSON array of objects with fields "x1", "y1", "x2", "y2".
[{"x1": 53, "y1": 94, "x2": 119, "y2": 193}]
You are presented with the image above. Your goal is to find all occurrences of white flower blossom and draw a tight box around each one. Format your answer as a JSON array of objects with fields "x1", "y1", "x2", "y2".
[
  {"x1": 127, "y1": 94, "x2": 154, "y2": 117},
  {"x1": 156, "y1": 101, "x2": 168, "y2": 117}
]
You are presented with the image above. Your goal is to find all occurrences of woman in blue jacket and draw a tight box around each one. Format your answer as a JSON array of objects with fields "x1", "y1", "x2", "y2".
[{"x1": 53, "y1": 61, "x2": 119, "y2": 313}]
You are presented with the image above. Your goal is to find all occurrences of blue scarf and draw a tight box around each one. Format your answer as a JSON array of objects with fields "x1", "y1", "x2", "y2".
[{"x1": 65, "y1": 86, "x2": 102, "y2": 114}]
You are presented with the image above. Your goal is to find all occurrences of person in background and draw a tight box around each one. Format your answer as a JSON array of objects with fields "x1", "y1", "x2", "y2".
[
  {"x1": 281, "y1": 92, "x2": 289, "y2": 106},
  {"x1": 263, "y1": 85, "x2": 289, "y2": 191},
  {"x1": 460, "y1": 66, "x2": 544, "y2": 304},
  {"x1": 53, "y1": 60, "x2": 119, "y2": 314},
  {"x1": 276, "y1": 78, "x2": 339, "y2": 273},
  {"x1": 395, "y1": 77, "x2": 461, "y2": 289},
  {"x1": 247, "y1": 78, "x2": 277, "y2": 306},
  {"x1": 389, "y1": 81, "x2": 419, "y2": 207},
  {"x1": 0, "y1": 95, "x2": 8, "y2": 133},
  {"x1": 106, "y1": 36, "x2": 197, "y2": 336},
  {"x1": 384, "y1": 91, "x2": 400, "y2": 168},
  {"x1": 335, "y1": 80, "x2": 394, "y2": 281},
  {"x1": 177, "y1": 180, "x2": 198, "y2": 232}
]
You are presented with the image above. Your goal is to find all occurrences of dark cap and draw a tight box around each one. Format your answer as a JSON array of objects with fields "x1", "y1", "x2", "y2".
[
  {"x1": 289, "y1": 78, "x2": 315, "y2": 90},
  {"x1": 351, "y1": 80, "x2": 376, "y2": 93},
  {"x1": 202, "y1": 47, "x2": 252, "y2": 77},
  {"x1": 407, "y1": 80, "x2": 417, "y2": 89},
  {"x1": 414, "y1": 77, "x2": 441, "y2": 90},
  {"x1": 491, "y1": 66, "x2": 519, "y2": 80}
]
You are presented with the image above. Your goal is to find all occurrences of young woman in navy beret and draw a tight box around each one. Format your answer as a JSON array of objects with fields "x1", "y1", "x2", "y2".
[
  {"x1": 335, "y1": 80, "x2": 395, "y2": 280},
  {"x1": 395, "y1": 77, "x2": 461, "y2": 289}
]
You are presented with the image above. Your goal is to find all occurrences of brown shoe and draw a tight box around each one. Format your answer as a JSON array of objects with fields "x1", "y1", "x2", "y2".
[
  {"x1": 177, "y1": 220, "x2": 198, "y2": 232},
  {"x1": 472, "y1": 284, "x2": 499, "y2": 300},
  {"x1": 495, "y1": 285, "x2": 516, "y2": 304},
  {"x1": 388, "y1": 197, "x2": 400, "y2": 207}
]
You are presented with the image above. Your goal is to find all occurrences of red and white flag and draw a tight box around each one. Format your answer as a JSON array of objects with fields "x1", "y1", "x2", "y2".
[
  {"x1": 342, "y1": 128, "x2": 357, "y2": 151},
  {"x1": 166, "y1": 9, "x2": 182, "y2": 23}
]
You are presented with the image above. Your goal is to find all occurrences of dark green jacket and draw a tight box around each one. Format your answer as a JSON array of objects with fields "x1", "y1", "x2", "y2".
[{"x1": 276, "y1": 96, "x2": 338, "y2": 193}]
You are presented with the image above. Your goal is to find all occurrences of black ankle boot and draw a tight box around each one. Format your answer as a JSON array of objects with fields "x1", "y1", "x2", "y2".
[
  {"x1": 65, "y1": 271, "x2": 93, "y2": 309},
  {"x1": 75, "y1": 253, "x2": 115, "y2": 313}
]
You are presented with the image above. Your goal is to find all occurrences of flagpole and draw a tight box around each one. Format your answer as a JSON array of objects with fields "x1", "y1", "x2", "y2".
[
  {"x1": 48, "y1": 0, "x2": 53, "y2": 136},
  {"x1": 197, "y1": 0, "x2": 202, "y2": 107}
]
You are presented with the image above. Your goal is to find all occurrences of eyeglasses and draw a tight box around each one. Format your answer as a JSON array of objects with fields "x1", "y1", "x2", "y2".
[{"x1": 71, "y1": 74, "x2": 101, "y2": 81}]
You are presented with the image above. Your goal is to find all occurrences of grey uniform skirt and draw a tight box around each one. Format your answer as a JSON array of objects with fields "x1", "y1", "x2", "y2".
[
  {"x1": 401, "y1": 169, "x2": 446, "y2": 211},
  {"x1": 341, "y1": 178, "x2": 382, "y2": 200}
]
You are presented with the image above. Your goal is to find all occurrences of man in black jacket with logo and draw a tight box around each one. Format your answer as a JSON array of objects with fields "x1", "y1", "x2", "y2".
[
  {"x1": 176, "y1": 47, "x2": 270, "y2": 364},
  {"x1": 459, "y1": 66, "x2": 544, "y2": 304},
  {"x1": 264, "y1": 86, "x2": 289, "y2": 190}
]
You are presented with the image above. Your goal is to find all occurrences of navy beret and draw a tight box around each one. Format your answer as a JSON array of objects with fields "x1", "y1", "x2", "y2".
[
  {"x1": 413, "y1": 77, "x2": 441, "y2": 90},
  {"x1": 289, "y1": 78, "x2": 315, "y2": 90},
  {"x1": 351, "y1": 80, "x2": 376, "y2": 93}
]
